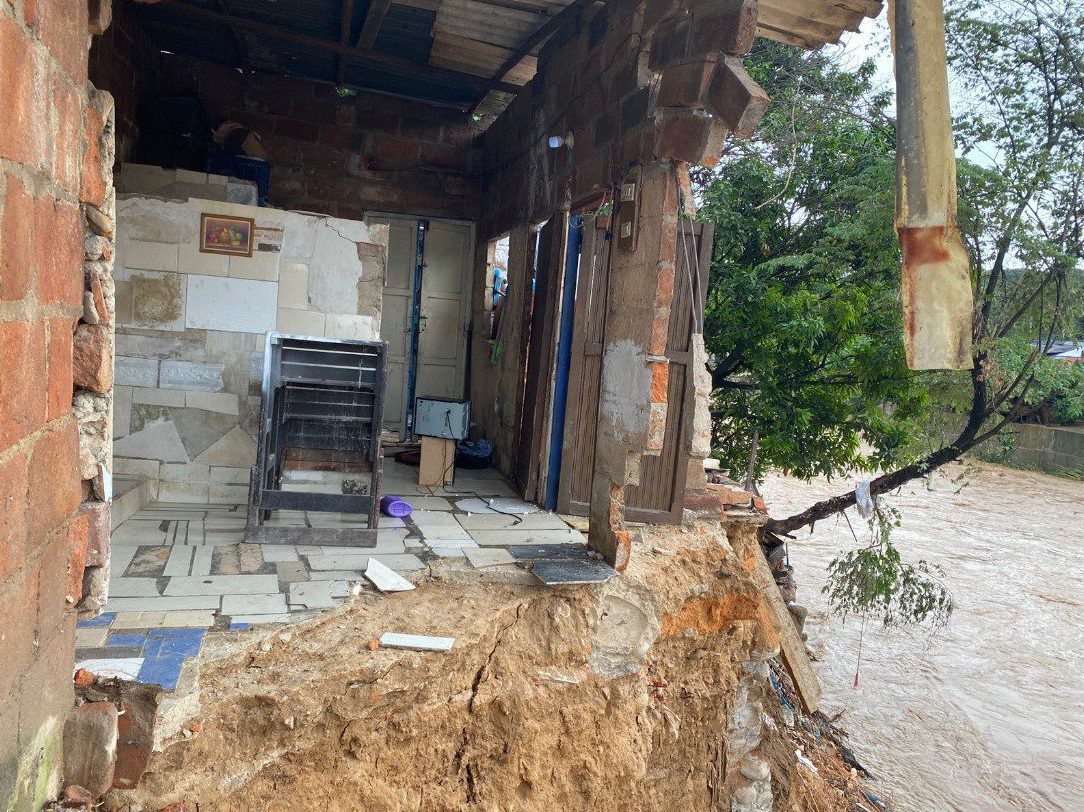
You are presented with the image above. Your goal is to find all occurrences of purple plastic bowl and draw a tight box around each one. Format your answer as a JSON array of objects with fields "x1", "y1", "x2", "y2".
[{"x1": 380, "y1": 495, "x2": 413, "y2": 518}]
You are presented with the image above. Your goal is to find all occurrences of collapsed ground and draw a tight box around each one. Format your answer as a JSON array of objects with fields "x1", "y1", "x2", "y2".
[{"x1": 91, "y1": 520, "x2": 872, "y2": 811}]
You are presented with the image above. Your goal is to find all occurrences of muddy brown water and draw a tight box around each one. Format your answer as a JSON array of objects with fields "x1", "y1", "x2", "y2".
[{"x1": 761, "y1": 462, "x2": 1084, "y2": 812}]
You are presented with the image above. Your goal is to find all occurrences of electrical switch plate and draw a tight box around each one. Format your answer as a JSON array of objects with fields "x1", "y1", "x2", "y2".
[{"x1": 615, "y1": 166, "x2": 641, "y2": 252}]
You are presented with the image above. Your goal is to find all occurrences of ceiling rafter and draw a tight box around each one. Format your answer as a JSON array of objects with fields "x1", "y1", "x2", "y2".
[
  {"x1": 147, "y1": 0, "x2": 523, "y2": 96},
  {"x1": 335, "y1": 0, "x2": 355, "y2": 84},
  {"x1": 356, "y1": 0, "x2": 393, "y2": 51}
]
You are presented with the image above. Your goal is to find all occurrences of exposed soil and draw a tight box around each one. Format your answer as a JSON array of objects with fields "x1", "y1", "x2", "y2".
[{"x1": 108, "y1": 520, "x2": 870, "y2": 812}]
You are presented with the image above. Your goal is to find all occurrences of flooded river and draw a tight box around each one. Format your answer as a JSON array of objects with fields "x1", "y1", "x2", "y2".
[{"x1": 761, "y1": 462, "x2": 1084, "y2": 812}]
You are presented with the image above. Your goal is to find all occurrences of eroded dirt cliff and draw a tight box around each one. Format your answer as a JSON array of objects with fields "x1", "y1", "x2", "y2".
[{"x1": 114, "y1": 520, "x2": 865, "y2": 811}]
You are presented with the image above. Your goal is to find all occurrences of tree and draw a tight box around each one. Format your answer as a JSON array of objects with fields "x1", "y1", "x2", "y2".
[
  {"x1": 697, "y1": 41, "x2": 929, "y2": 488},
  {"x1": 696, "y1": 0, "x2": 1084, "y2": 540}
]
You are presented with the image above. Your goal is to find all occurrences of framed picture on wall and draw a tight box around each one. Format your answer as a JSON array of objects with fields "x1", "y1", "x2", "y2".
[{"x1": 199, "y1": 213, "x2": 255, "y2": 257}]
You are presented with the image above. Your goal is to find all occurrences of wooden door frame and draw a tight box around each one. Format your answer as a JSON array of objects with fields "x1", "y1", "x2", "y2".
[
  {"x1": 512, "y1": 215, "x2": 568, "y2": 500},
  {"x1": 556, "y1": 219, "x2": 713, "y2": 523},
  {"x1": 556, "y1": 214, "x2": 609, "y2": 516}
]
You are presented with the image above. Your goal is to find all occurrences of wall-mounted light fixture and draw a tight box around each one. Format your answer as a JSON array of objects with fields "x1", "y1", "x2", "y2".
[{"x1": 547, "y1": 131, "x2": 574, "y2": 150}]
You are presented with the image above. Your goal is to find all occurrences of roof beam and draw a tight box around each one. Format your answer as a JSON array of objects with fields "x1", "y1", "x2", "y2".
[
  {"x1": 356, "y1": 0, "x2": 392, "y2": 51},
  {"x1": 149, "y1": 0, "x2": 522, "y2": 95},
  {"x1": 214, "y1": 0, "x2": 253, "y2": 70},
  {"x1": 336, "y1": 0, "x2": 355, "y2": 84},
  {"x1": 491, "y1": 0, "x2": 598, "y2": 81}
]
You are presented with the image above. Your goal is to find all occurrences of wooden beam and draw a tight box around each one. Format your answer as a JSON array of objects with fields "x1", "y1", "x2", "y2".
[
  {"x1": 336, "y1": 0, "x2": 355, "y2": 84},
  {"x1": 215, "y1": 0, "x2": 253, "y2": 71},
  {"x1": 491, "y1": 0, "x2": 597, "y2": 82},
  {"x1": 356, "y1": 0, "x2": 392, "y2": 51},
  {"x1": 150, "y1": 0, "x2": 522, "y2": 95},
  {"x1": 743, "y1": 535, "x2": 822, "y2": 714}
]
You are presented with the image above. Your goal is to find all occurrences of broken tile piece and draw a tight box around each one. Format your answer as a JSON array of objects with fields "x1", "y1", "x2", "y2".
[
  {"x1": 364, "y1": 558, "x2": 414, "y2": 593},
  {"x1": 222, "y1": 593, "x2": 288, "y2": 615},
  {"x1": 288, "y1": 580, "x2": 358, "y2": 609},
  {"x1": 378, "y1": 633, "x2": 454, "y2": 652},
  {"x1": 463, "y1": 548, "x2": 516, "y2": 569},
  {"x1": 73, "y1": 658, "x2": 144, "y2": 681}
]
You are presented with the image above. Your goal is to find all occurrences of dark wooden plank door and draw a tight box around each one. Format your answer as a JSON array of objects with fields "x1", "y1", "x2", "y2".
[
  {"x1": 557, "y1": 220, "x2": 712, "y2": 523},
  {"x1": 513, "y1": 216, "x2": 565, "y2": 500}
]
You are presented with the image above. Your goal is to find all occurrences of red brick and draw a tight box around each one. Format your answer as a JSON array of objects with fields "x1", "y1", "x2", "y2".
[
  {"x1": 65, "y1": 511, "x2": 90, "y2": 602},
  {"x1": 0, "y1": 14, "x2": 40, "y2": 165},
  {"x1": 648, "y1": 16, "x2": 691, "y2": 71},
  {"x1": 275, "y1": 117, "x2": 320, "y2": 143},
  {"x1": 654, "y1": 107, "x2": 720, "y2": 163},
  {"x1": 689, "y1": 0, "x2": 758, "y2": 56},
  {"x1": 319, "y1": 126, "x2": 362, "y2": 152},
  {"x1": 35, "y1": 197, "x2": 83, "y2": 306},
  {"x1": 655, "y1": 262, "x2": 676, "y2": 308},
  {"x1": 0, "y1": 449, "x2": 28, "y2": 581},
  {"x1": 650, "y1": 360, "x2": 670, "y2": 402},
  {"x1": 33, "y1": 0, "x2": 89, "y2": 84},
  {"x1": 656, "y1": 57, "x2": 717, "y2": 109},
  {"x1": 0, "y1": 320, "x2": 47, "y2": 452},
  {"x1": 53, "y1": 70, "x2": 84, "y2": 193},
  {"x1": 705, "y1": 56, "x2": 771, "y2": 139},
  {"x1": 399, "y1": 116, "x2": 443, "y2": 142},
  {"x1": 81, "y1": 99, "x2": 108, "y2": 206},
  {"x1": 649, "y1": 311, "x2": 670, "y2": 356},
  {"x1": 644, "y1": 0, "x2": 683, "y2": 35},
  {"x1": 47, "y1": 317, "x2": 75, "y2": 419},
  {"x1": 0, "y1": 565, "x2": 38, "y2": 702},
  {"x1": 27, "y1": 418, "x2": 81, "y2": 546},
  {"x1": 371, "y1": 137, "x2": 419, "y2": 165},
  {"x1": 0, "y1": 174, "x2": 35, "y2": 301},
  {"x1": 18, "y1": 620, "x2": 76, "y2": 756}
]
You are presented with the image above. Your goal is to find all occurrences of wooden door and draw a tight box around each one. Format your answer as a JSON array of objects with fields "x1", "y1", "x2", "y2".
[
  {"x1": 416, "y1": 220, "x2": 473, "y2": 401},
  {"x1": 513, "y1": 217, "x2": 564, "y2": 499},
  {"x1": 557, "y1": 220, "x2": 713, "y2": 523},
  {"x1": 372, "y1": 215, "x2": 417, "y2": 435},
  {"x1": 556, "y1": 216, "x2": 610, "y2": 516}
]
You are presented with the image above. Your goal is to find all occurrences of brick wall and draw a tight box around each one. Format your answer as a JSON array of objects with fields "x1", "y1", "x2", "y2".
[
  {"x1": 0, "y1": 1, "x2": 113, "y2": 807},
  {"x1": 474, "y1": 0, "x2": 767, "y2": 567},
  {"x1": 88, "y1": 33, "x2": 485, "y2": 221}
]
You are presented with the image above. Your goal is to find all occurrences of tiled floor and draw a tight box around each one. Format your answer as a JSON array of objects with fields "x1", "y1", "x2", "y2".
[{"x1": 76, "y1": 460, "x2": 588, "y2": 691}]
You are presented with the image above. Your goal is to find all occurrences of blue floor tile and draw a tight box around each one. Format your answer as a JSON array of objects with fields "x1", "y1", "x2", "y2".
[
  {"x1": 137, "y1": 655, "x2": 185, "y2": 690},
  {"x1": 77, "y1": 612, "x2": 116, "y2": 629},
  {"x1": 144, "y1": 630, "x2": 205, "y2": 658},
  {"x1": 229, "y1": 623, "x2": 250, "y2": 631},
  {"x1": 107, "y1": 633, "x2": 147, "y2": 649}
]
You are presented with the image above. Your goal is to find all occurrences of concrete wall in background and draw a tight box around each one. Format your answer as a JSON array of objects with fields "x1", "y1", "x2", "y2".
[
  {"x1": 111, "y1": 174, "x2": 388, "y2": 498},
  {"x1": 1000, "y1": 424, "x2": 1084, "y2": 475}
]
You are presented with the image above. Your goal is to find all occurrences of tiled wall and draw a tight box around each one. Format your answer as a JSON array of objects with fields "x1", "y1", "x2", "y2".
[{"x1": 111, "y1": 173, "x2": 388, "y2": 499}]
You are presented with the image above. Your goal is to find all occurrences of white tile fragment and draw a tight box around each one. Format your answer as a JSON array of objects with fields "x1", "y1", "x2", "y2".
[
  {"x1": 378, "y1": 633, "x2": 454, "y2": 652},
  {"x1": 364, "y1": 558, "x2": 415, "y2": 593}
]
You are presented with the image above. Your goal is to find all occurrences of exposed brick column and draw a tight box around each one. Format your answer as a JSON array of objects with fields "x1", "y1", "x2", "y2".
[
  {"x1": 588, "y1": 164, "x2": 680, "y2": 570},
  {"x1": 0, "y1": 1, "x2": 113, "y2": 806}
]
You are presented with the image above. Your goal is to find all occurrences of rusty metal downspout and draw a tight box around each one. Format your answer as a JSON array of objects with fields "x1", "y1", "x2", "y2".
[{"x1": 889, "y1": 0, "x2": 974, "y2": 370}]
